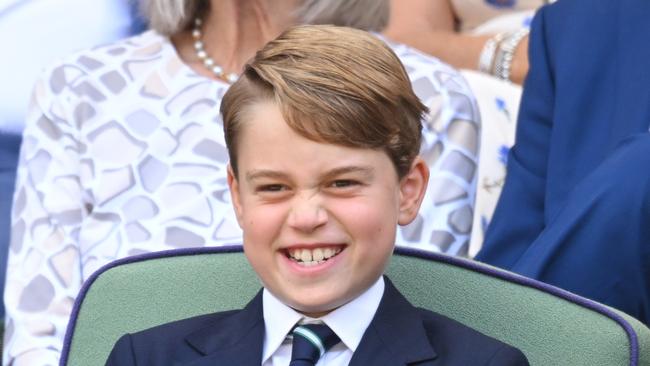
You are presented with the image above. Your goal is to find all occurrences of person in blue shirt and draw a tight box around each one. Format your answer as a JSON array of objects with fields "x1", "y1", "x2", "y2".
[{"x1": 477, "y1": 0, "x2": 650, "y2": 325}]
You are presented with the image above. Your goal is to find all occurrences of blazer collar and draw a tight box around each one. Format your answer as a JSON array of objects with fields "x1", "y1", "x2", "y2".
[
  {"x1": 180, "y1": 277, "x2": 437, "y2": 366},
  {"x1": 349, "y1": 277, "x2": 437, "y2": 366},
  {"x1": 183, "y1": 290, "x2": 265, "y2": 366}
]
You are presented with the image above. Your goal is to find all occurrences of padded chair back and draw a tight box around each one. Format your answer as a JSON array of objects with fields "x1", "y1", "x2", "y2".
[{"x1": 61, "y1": 246, "x2": 650, "y2": 366}]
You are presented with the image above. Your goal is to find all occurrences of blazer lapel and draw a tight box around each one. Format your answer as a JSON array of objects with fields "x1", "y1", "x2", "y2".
[
  {"x1": 183, "y1": 290, "x2": 266, "y2": 366},
  {"x1": 349, "y1": 277, "x2": 437, "y2": 366}
]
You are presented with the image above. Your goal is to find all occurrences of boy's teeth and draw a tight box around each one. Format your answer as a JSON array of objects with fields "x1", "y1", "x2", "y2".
[
  {"x1": 300, "y1": 249, "x2": 312, "y2": 262},
  {"x1": 323, "y1": 248, "x2": 332, "y2": 258},
  {"x1": 313, "y1": 248, "x2": 324, "y2": 261},
  {"x1": 288, "y1": 247, "x2": 342, "y2": 265}
]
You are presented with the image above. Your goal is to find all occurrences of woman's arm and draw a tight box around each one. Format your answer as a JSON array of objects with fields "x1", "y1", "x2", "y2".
[
  {"x1": 383, "y1": 0, "x2": 529, "y2": 84},
  {"x1": 3, "y1": 71, "x2": 86, "y2": 366}
]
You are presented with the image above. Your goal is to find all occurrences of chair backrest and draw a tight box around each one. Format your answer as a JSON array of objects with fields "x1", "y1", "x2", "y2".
[{"x1": 60, "y1": 246, "x2": 650, "y2": 366}]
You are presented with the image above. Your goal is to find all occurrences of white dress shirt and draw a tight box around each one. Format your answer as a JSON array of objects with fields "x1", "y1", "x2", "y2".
[{"x1": 261, "y1": 277, "x2": 385, "y2": 366}]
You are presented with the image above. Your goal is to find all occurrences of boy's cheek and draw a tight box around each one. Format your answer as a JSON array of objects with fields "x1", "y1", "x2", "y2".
[{"x1": 241, "y1": 206, "x2": 286, "y2": 238}]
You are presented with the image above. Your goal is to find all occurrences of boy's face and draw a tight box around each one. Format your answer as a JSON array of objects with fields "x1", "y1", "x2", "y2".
[{"x1": 228, "y1": 101, "x2": 428, "y2": 317}]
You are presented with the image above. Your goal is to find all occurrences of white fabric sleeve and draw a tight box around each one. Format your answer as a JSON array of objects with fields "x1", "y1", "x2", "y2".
[{"x1": 3, "y1": 71, "x2": 87, "y2": 366}]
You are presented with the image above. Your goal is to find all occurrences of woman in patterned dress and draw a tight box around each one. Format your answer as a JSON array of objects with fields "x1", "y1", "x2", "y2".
[{"x1": 3, "y1": 0, "x2": 479, "y2": 364}]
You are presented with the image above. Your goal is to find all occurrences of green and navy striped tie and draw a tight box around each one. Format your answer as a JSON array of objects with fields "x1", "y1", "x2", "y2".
[{"x1": 289, "y1": 323, "x2": 341, "y2": 365}]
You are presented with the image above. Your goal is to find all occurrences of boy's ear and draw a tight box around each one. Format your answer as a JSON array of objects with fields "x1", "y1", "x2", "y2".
[
  {"x1": 398, "y1": 157, "x2": 429, "y2": 226},
  {"x1": 227, "y1": 164, "x2": 245, "y2": 228}
]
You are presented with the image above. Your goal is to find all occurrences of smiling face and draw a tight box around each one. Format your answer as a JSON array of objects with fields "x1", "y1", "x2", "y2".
[{"x1": 228, "y1": 102, "x2": 428, "y2": 317}]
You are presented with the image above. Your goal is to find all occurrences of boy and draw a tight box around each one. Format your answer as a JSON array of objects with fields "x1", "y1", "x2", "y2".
[{"x1": 105, "y1": 25, "x2": 528, "y2": 366}]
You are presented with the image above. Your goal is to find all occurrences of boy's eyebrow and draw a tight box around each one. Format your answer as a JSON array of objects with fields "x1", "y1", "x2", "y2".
[
  {"x1": 245, "y1": 166, "x2": 375, "y2": 182},
  {"x1": 321, "y1": 166, "x2": 375, "y2": 180},
  {"x1": 245, "y1": 170, "x2": 289, "y2": 182}
]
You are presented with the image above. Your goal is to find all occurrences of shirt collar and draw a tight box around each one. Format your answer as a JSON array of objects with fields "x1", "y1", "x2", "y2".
[
  {"x1": 262, "y1": 289, "x2": 303, "y2": 363},
  {"x1": 261, "y1": 277, "x2": 385, "y2": 363}
]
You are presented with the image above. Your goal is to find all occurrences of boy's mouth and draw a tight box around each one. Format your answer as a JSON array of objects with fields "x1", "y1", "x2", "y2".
[{"x1": 285, "y1": 246, "x2": 343, "y2": 267}]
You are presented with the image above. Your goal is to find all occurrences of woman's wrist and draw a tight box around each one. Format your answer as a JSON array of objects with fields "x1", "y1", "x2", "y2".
[
  {"x1": 479, "y1": 29, "x2": 529, "y2": 83},
  {"x1": 509, "y1": 35, "x2": 529, "y2": 84},
  {"x1": 494, "y1": 28, "x2": 529, "y2": 82},
  {"x1": 478, "y1": 32, "x2": 506, "y2": 73}
]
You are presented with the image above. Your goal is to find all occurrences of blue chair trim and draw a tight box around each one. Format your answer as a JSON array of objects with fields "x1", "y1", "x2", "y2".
[
  {"x1": 59, "y1": 245, "x2": 640, "y2": 366},
  {"x1": 59, "y1": 245, "x2": 244, "y2": 366}
]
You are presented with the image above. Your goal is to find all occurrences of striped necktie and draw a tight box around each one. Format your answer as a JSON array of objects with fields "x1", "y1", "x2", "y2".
[{"x1": 289, "y1": 323, "x2": 341, "y2": 366}]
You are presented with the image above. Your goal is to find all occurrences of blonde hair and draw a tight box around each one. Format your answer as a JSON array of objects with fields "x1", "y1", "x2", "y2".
[
  {"x1": 139, "y1": 0, "x2": 203, "y2": 36},
  {"x1": 140, "y1": 0, "x2": 388, "y2": 36},
  {"x1": 297, "y1": 0, "x2": 388, "y2": 31},
  {"x1": 221, "y1": 25, "x2": 427, "y2": 179}
]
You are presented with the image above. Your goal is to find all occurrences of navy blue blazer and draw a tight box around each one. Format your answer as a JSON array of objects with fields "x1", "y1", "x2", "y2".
[
  {"x1": 477, "y1": 0, "x2": 650, "y2": 323},
  {"x1": 481, "y1": 0, "x2": 650, "y2": 266},
  {"x1": 105, "y1": 277, "x2": 528, "y2": 365}
]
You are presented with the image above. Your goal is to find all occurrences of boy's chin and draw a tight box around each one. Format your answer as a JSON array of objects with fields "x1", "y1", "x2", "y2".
[
  {"x1": 283, "y1": 292, "x2": 354, "y2": 318},
  {"x1": 292, "y1": 306, "x2": 337, "y2": 318},
  {"x1": 290, "y1": 301, "x2": 343, "y2": 318}
]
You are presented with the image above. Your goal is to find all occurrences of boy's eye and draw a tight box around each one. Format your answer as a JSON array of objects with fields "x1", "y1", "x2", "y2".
[
  {"x1": 329, "y1": 180, "x2": 359, "y2": 188},
  {"x1": 257, "y1": 184, "x2": 287, "y2": 192}
]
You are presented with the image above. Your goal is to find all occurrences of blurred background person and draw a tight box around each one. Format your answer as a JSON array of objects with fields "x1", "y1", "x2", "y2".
[
  {"x1": 4, "y1": 0, "x2": 479, "y2": 364},
  {"x1": 478, "y1": 0, "x2": 650, "y2": 325},
  {"x1": 0, "y1": 0, "x2": 143, "y2": 322},
  {"x1": 384, "y1": 0, "x2": 542, "y2": 84},
  {"x1": 384, "y1": 0, "x2": 554, "y2": 254}
]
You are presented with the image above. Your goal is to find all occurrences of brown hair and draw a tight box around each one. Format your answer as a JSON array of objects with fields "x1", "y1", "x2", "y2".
[{"x1": 221, "y1": 25, "x2": 427, "y2": 178}]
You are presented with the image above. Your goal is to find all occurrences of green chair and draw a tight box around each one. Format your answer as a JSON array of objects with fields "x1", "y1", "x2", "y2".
[{"x1": 60, "y1": 246, "x2": 650, "y2": 365}]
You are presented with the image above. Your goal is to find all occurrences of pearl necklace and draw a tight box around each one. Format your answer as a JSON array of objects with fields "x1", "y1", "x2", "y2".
[{"x1": 191, "y1": 18, "x2": 239, "y2": 84}]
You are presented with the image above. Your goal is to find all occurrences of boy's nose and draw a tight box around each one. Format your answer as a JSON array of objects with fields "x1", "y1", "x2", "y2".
[{"x1": 287, "y1": 192, "x2": 328, "y2": 232}]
